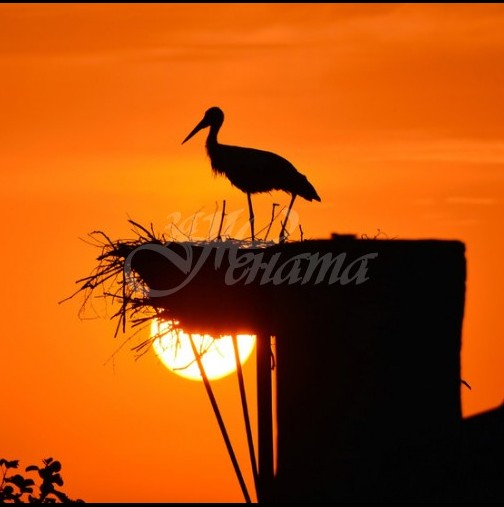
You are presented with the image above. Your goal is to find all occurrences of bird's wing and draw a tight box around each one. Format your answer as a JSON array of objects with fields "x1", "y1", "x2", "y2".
[{"x1": 208, "y1": 143, "x2": 320, "y2": 201}]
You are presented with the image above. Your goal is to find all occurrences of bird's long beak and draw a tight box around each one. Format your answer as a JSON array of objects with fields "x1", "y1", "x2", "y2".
[{"x1": 181, "y1": 117, "x2": 208, "y2": 144}]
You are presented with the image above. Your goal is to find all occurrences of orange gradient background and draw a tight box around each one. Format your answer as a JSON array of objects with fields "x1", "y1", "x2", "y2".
[{"x1": 1, "y1": 3, "x2": 503, "y2": 502}]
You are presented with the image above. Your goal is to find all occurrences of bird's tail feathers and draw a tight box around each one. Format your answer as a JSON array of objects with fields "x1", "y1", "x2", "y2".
[{"x1": 299, "y1": 176, "x2": 321, "y2": 202}]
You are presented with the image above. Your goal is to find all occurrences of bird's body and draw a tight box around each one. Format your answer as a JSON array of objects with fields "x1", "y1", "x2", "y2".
[
  {"x1": 208, "y1": 143, "x2": 320, "y2": 201},
  {"x1": 182, "y1": 107, "x2": 320, "y2": 241}
]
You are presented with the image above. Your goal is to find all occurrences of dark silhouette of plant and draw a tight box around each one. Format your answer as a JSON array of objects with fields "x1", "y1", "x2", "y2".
[{"x1": 0, "y1": 457, "x2": 84, "y2": 503}]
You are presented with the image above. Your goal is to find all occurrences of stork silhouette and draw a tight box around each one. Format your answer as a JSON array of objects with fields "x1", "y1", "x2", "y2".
[{"x1": 182, "y1": 107, "x2": 321, "y2": 242}]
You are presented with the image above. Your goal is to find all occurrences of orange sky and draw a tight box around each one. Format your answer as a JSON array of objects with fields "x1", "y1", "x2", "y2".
[{"x1": 1, "y1": 3, "x2": 504, "y2": 503}]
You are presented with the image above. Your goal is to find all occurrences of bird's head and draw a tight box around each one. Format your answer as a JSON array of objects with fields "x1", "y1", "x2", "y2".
[{"x1": 182, "y1": 106, "x2": 224, "y2": 144}]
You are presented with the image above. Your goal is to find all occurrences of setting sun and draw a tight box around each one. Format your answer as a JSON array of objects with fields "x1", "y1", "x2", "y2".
[{"x1": 151, "y1": 319, "x2": 256, "y2": 381}]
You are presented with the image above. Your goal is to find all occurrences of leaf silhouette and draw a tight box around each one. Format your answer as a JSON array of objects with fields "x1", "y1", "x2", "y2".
[
  {"x1": 1, "y1": 457, "x2": 83, "y2": 502},
  {"x1": 53, "y1": 490, "x2": 71, "y2": 502},
  {"x1": 48, "y1": 461, "x2": 62, "y2": 474},
  {"x1": 6, "y1": 473, "x2": 26, "y2": 487},
  {"x1": 51, "y1": 474, "x2": 64, "y2": 487}
]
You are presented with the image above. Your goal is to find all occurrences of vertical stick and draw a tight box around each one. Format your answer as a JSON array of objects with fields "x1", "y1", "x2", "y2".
[
  {"x1": 188, "y1": 335, "x2": 251, "y2": 503},
  {"x1": 279, "y1": 194, "x2": 296, "y2": 243},
  {"x1": 232, "y1": 336, "x2": 260, "y2": 498},
  {"x1": 264, "y1": 203, "x2": 279, "y2": 242},
  {"x1": 256, "y1": 332, "x2": 274, "y2": 502},
  {"x1": 217, "y1": 199, "x2": 226, "y2": 240}
]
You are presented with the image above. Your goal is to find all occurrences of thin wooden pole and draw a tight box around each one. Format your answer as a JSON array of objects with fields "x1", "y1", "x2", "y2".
[
  {"x1": 232, "y1": 335, "x2": 260, "y2": 498},
  {"x1": 256, "y1": 332, "x2": 274, "y2": 502},
  {"x1": 188, "y1": 335, "x2": 251, "y2": 503}
]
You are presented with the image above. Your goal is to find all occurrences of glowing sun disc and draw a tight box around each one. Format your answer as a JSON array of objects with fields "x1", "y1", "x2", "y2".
[{"x1": 151, "y1": 320, "x2": 256, "y2": 381}]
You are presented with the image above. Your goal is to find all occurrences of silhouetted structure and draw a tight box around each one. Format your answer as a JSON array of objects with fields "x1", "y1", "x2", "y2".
[
  {"x1": 128, "y1": 235, "x2": 504, "y2": 502},
  {"x1": 182, "y1": 107, "x2": 321, "y2": 241}
]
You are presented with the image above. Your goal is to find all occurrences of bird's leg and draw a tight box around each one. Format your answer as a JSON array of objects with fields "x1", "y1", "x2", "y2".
[
  {"x1": 247, "y1": 192, "x2": 255, "y2": 241},
  {"x1": 280, "y1": 194, "x2": 297, "y2": 243}
]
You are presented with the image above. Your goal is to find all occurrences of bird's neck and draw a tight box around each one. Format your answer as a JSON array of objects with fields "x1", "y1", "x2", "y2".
[{"x1": 205, "y1": 123, "x2": 220, "y2": 153}]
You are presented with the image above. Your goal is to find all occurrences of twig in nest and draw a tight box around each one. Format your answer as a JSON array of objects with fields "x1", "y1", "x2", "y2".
[
  {"x1": 129, "y1": 219, "x2": 158, "y2": 242},
  {"x1": 217, "y1": 200, "x2": 226, "y2": 241},
  {"x1": 60, "y1": 219, "x2": 168, "y2": 364},
  {"x1": 207, "y1": 201, "x2": 219, "y2": 240},
  {"x1": 187, "y1": 207, "x2": 204, "y2": 240},
  {"x1": 361, "y1": 228, "x2": 398, "y2": 240},
  {"x1": 263, "y1": 203, "x2": 279, "y2": 242}
]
